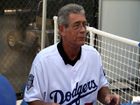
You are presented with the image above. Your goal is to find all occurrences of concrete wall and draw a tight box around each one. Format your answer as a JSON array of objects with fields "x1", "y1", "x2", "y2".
[
  {"x1": 99, "y1": 0, "x2": 140, "y2": 80},
  {"x1": 100, "y1": 0, "x2": 140, "y2": 41}
]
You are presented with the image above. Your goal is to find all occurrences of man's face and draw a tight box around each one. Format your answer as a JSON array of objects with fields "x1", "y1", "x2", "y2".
[{"x1": 60, "y1": 13, "x2": 87, "y2": 48}]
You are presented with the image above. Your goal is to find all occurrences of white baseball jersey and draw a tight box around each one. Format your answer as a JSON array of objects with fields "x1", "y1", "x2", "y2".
[{"x1": 24, "y1": 43, "x2": 109, "y2": 105}]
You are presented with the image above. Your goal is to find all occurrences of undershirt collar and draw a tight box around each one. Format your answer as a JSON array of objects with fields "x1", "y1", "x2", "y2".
[{"x1": 57, "y1": 41, "x2": 81, "y2": 66}]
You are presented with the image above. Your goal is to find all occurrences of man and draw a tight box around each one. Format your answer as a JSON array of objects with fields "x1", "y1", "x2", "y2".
[{"x1": 24, "y1": 3, "x2": 120, "y2": 105}]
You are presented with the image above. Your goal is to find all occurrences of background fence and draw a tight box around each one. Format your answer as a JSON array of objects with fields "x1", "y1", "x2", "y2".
[
  {"x1": 54, "y1": 16, "x2": 140, "y2": 104},
  {"x1": 87, "y1": 27, "x2": 140, "y2": 104},
  {"x1": 0, "y1": 0, "x2": 98, "y2": 99}
]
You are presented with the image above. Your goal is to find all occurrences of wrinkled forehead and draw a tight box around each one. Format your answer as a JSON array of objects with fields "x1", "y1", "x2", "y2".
[{"x1": 68, "y1": 13, "x2": 87, "y2": 24}]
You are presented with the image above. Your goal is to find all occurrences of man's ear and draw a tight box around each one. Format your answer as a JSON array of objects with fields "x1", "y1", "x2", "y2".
[
  {"x1": 58, "y1": 25, "x2": 65, "y2": 36},
  {"x1": 58, "y1": 25, "x2": 64, "y2": 31}
]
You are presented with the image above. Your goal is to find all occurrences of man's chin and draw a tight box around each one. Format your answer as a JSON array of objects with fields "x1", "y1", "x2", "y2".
[{"x1": 79, "y1": 42, "x2": 85, "y2": 46}]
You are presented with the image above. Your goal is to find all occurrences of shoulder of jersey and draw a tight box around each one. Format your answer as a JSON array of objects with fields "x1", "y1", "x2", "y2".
[
  {"x1": 36, "y1": 44, "x2": 57, "y2": 59},
  {"x1": 82, "y1": 44, "x2": 100, "y2": 55}
]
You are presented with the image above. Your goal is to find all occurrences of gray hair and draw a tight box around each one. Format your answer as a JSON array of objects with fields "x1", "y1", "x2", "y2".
[{"x1": 58, "y1": 3, "x2": 85, "y2": 27}]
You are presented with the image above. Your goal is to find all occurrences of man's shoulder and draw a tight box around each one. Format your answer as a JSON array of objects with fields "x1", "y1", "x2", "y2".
[
  {"x1": 41, "y1": 44, "x2": 57, "y2": 53},
  {"x1": 36, "y1": 44, "x2": 58, "y2": 59},
  {"x1": 82, "y1": 44, "x2": 100, "y2": 56},
  {"x1": 82, "y1": 44, "x2": 97, "y2": 52}
]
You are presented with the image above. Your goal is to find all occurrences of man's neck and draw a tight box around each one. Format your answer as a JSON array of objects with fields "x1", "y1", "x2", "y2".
[
  {"x1": 57, "y1": 41, "x2": 81, "y2": 66},
  {"x1": 62, "y1": 42, "x2": 81, "y2": 60}
]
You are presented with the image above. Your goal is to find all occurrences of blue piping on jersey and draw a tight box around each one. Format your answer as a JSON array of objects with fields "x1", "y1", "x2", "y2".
[{"x1": 138, "y1": 42, "x2": 140, "y2": 47}]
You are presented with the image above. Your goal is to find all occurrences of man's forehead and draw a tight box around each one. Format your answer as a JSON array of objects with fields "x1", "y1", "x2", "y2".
[
  {"x1": 68, "y1": 13, "x2": 87, "y2": 23},
  {"x1": 69, "y1": 13, "x2": 85, "y2": 18}
]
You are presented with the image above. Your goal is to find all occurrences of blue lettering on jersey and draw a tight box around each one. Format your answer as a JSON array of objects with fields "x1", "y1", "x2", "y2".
[{"x1": 50, "y1": 80, "x2": 98, "y2": 105}]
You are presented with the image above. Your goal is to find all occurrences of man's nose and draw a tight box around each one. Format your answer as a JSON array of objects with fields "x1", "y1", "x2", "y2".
[{"x1": 80, "y1": 25, "x2": 86, "y2": 32}]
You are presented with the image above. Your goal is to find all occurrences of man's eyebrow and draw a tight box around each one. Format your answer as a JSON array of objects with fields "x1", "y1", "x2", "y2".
[{"x1": 73, "y1": 21, "x2": 87, "y2": 25}]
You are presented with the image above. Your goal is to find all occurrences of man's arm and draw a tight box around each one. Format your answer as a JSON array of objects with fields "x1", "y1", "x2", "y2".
[
  {"x1": 28, "y1": 100, "x2": 60, "y2": 105},
  {"x1": 97, "y1": 86, "x2": 120, "y2": 105}
]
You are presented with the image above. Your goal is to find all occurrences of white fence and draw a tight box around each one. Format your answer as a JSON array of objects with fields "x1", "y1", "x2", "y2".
[{"x1": 53, "y1": 16, "x2": 140, "y2": 104}]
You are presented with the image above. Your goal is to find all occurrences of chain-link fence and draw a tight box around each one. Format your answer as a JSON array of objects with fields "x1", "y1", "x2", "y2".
[{"x1": 0, "y1": 0, "x2": 98, "y2": 99}]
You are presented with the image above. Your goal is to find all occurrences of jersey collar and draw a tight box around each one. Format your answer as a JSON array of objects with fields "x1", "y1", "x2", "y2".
[{"x1": 57, "y1": 41, "x2": 81, "y2": 66}]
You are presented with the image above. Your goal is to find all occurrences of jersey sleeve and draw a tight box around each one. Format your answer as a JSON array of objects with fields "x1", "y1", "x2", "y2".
[
  {"x1": 98, "y1": 56, "x2": 109, "y2": 90},
  {"x1": 24, "y1": 55, "x2": 48, "y2": 102}
]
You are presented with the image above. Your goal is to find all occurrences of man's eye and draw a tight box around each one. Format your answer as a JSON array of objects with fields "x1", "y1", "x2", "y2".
[
  {"x1": 73, "y1": 24, "x2": 80, "y2": 29},
  {"x1": 72, "y1": 22, "x2": 87, "y2": 30},
  {"x1": 83, "y1": 23, "x2": 88, "y2": 26}
]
